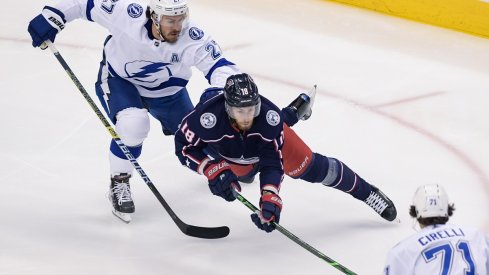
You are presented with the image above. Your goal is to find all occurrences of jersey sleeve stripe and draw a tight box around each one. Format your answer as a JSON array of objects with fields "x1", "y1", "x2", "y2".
[
  {"x1": 86, "y1": 0, "x2": 95, "y2": 22},
  {"x1": 205, "y1": 58, "x2": 236, "y2": 83},
  {"x1": 181, "y1": 145, "x2": 201, "y2": 164}
]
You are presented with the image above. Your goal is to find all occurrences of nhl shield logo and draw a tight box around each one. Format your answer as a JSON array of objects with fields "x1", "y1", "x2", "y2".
[
  {"x1": 266, "y1": 110, "x2": 280, "y2": 126},
  {"x1": 200, "y1": 113, "x2": 217, "y2": 129}
]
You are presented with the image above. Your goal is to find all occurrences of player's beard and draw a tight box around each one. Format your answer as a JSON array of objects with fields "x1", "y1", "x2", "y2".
[
  {"x1": 162, "y1": 30, "x2": 181, "y2": 43},
  {"x1": 235, "y1": 120, "x2": 253, "y2": 131}
]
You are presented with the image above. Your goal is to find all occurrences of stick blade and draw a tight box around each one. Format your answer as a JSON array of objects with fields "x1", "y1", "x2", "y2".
[{"x1": 182, "y1": 224, "x2": 230, "y2": 239}]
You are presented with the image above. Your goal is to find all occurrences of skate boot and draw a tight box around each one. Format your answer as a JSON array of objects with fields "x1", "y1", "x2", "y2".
[
  {"x1": 109, "y1": 173, "x2": 135, "y2": 223},
  {"x1": 364, "y1": 185, "x2": 397, "y2": 221}
]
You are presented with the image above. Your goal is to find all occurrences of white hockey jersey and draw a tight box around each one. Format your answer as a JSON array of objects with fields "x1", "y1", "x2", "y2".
[
  {"x1": 384, "y1": 224, "x2": 489, "y2": 275},
  {"x1": 51, "y1": 0, "x2": 239, "y2": 97}
]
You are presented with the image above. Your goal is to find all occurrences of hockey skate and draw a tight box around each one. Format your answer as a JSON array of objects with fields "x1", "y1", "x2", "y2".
[
  {"x1": 108, "y1": 173, "x2": 135, "y2": 223},
  {"x1": 364, "y1": 185, "x2": 397, "y2": 221}
]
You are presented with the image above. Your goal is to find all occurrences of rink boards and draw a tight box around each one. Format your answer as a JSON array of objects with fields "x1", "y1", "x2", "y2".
[{"x1": 328, "y1": 0, "x2": 489, "y2": 38}]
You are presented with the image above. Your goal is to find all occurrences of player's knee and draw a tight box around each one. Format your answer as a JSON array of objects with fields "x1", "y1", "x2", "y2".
[
  {"x1": 321, "y1": 157, "x2": 340, "y2": 186},
  {"x1": 296, "y1": 153, "x2": 328, "y2": 182},
  {"x1": 115, "y1": 107, "x2": 150, "y2": 146}
]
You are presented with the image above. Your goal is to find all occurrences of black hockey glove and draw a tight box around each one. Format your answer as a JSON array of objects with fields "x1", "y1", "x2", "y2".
[{"x1": 287, "y1": 93, "x2": 312, "y2": 121}]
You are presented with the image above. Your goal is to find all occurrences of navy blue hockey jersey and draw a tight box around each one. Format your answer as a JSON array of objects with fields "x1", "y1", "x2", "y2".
[{"x1": 175, "y1": 94, "x2": 285, "y2": 189}]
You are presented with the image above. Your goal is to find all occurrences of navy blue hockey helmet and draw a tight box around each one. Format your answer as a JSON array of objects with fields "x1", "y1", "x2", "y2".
[{"x1": 224, "y1": 73, "x2": 261, "y2": 118}]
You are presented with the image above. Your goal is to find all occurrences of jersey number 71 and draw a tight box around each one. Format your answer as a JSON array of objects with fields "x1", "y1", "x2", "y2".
[{"x1": 422, "y1": 241, "x2": 476, "y2": 275}]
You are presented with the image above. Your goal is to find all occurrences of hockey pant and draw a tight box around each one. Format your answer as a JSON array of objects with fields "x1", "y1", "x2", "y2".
[
  {"x1": 95, "y1": 75, "x2": 193, "y2": 176},
  {"x1": 228, "y1": 124, "x2": 372, "y2": 201}
]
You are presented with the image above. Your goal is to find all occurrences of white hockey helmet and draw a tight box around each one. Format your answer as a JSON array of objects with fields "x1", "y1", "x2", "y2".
[
  {"x1": 412, "y1": 184, "x2": 449, "y2": 219},
  {"x1": 149, "y1": 0, "x2": 188, "y2": 17}
]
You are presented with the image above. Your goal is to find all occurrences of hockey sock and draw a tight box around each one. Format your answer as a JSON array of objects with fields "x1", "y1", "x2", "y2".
[
  {"x1": 299, "y1": 153, "x2": 372, "y2": 201},
  {"x1": 110, "y1": 140, "x2": 143, "y2": 159}
]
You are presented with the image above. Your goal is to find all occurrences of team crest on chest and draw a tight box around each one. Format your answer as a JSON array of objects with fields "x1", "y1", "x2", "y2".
[
  {"x1": 127, "y1": 3, "x2": 143, "y2": 18},
  {"x1": 200, "y1": 112, "x2": 217, "y2": 129},
  {"x1": 266, "y1": 110, "x2": 280, "y2": 126}
]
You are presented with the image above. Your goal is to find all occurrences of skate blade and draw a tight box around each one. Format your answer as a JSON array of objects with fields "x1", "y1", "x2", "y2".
[{"x1": 112, "y1": 209, "x2": 132, "y2": 223}]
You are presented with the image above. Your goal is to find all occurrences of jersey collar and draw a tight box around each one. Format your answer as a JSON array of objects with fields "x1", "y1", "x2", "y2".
[{"x1": 145, "y1": 19, "x2": 156, "y2": 40}]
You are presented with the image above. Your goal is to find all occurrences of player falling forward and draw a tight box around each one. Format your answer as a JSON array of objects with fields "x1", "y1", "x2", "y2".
[{"x1": 175, "y1": 73, "x2": 397, "y2": 232}]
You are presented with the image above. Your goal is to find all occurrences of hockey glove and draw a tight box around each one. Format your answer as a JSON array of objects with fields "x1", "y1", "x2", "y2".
[
  {"x1": 251, "y1": 191, "x2": 283, "y2": 232},
  {"x1": 204, "y1": 160, "x2": 241, "y2": 202},
  {"x1": 28, "y1": 7, "x2": 66, "y2": 48},
  {"x1": 287, "y1": 93, "x2": 312, "y2": 121},
  {"x1": 199, "y1": 87, "x2": 223, "y2": 104}
]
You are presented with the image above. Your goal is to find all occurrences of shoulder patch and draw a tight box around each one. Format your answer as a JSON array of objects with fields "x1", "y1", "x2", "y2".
[
  {"x1": 189, "y1": 27, "x2": 204, "y2": 40},
  {"x1": 200, "y1": 112, "x2": 217, "y2": 129},
  {"x1": 127, "y1": 3, "x2": 143, "y2": 18},
  {"x1": 266, "y1": 110, "x2": 280, "y2": 126}
]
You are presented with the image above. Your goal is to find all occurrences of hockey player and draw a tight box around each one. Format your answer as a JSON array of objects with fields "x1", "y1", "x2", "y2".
[
  {"x1": 27, "y1": 0, "x2": 240, "y2": 222},
  {"x1": 175, "y1": 73, "x2": 397, "y2": 232},
  {"x1": 384, "y1": 184, "x2": 489, "y2": 274}
]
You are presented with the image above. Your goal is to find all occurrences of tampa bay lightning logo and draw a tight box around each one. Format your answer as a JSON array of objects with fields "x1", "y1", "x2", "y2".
[
  {"x1": 266, "y1": 110, "x2": 280, "y2": 126},
  {"x1": 125, "y1": 61, "x2": 172, "y2": 83},
  {"x1": 189, "y1": 27, "x2": 204, "y2": 40},
  {"x1": 200, "y1": 113, "x2": 217, "y2": 129},
  {"x1": 127, "y1": 3, "x2": 143, "y2": 18}
]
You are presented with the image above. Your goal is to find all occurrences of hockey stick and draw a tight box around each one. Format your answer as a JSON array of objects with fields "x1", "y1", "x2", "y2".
[
  {"x1": 42, "y1": 40, "x2": 229, "y2": 239},
  {"x1": 233, "y1": 191, "x2": 357, "y2": 275}
]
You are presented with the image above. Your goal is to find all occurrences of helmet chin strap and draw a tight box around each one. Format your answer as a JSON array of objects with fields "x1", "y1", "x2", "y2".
[{"x1": 151, "y1": 14, "x2": 167, "y2": 42}]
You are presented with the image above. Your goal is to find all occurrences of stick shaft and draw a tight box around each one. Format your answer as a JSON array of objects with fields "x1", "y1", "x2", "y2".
[
  {"x1": 235, "y1": 192, "x2": 357, "y2": 274},
  {"x1": 44, "y1": 40, "x2": 229, "y2": 239}
]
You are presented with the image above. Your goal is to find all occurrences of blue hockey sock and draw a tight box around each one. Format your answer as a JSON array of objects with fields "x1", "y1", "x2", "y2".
[
  {"x1": 299, "y1": 153, "x2": 372, "y2": 201},
  {"x1": 110, "y1": 140, "x2": 143, "y2": 159}
]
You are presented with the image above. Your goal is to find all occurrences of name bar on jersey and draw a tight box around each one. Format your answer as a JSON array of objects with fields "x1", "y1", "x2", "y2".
[{"x1": 418, "y1": 228, "x2": 465, "y2": 246}]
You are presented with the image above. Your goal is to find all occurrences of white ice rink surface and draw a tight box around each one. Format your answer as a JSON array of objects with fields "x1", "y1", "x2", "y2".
[{"x1": 2, "y1": 0, "x2": 489, "y2": 274}]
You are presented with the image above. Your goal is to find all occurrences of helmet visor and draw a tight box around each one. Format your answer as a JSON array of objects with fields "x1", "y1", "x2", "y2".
[
  {"x1": 225, "y1": 99, "x2": 261, "y2": 120},
  {"x1": 160, "y1": 13, "x2": 188, "y2": 28}
]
